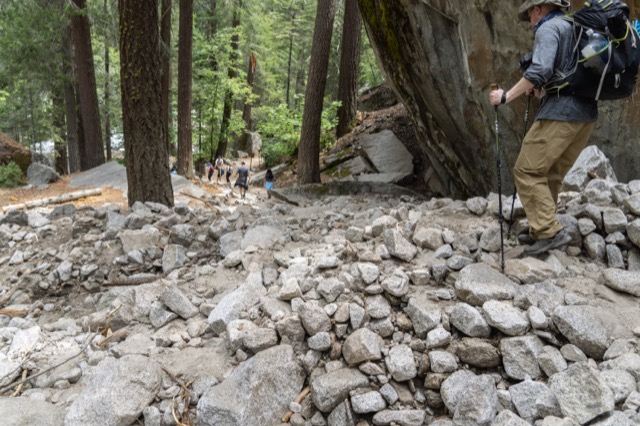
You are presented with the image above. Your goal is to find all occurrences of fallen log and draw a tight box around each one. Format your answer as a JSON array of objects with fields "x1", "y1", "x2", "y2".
[
  {"x1": 0, "y1": 308, "x2": 28, "y2": 317},
  {"x1": 1, "y1": 188, "x2": 102, "y2": 212}
]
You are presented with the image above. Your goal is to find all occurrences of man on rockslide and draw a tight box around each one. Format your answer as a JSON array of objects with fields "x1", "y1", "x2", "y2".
[{"x1": 489, "y1": 0, "x2": 597, "y2": 256}]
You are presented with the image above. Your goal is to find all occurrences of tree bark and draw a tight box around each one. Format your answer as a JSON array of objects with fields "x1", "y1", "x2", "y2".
[
  {"x1": 297, "y1": 0, "x2": 337, "y2": 184},
  {"x1": 161, "y1": 0, "x2": 172, "y2": 157},
  {"x1": 177, "y1": 0, "x2": 194, "y2": 178},
  {"x1": 215, "y1": 0, "x2": 241, "y2": 159},
  {"x1": 286, "y1": 10, "x2": 296, "y2": 108},
  {"x1": 61, "y1": 9, "x2": 80, "y2": 174},
  {"x1": 237, "y1": 52, "x2": 256, "y2": 154},
  {"x1": 51, "y1": 78, "x2": 68, "y2": 175},
  {"x1": 242, "y1": 51, "x2": 256, "y2": 132},
  {"x1": 70, "y1": 0, "x2": 105, "y2": 170},
  {"x1": 104, "y1": 0, "x2": 112, "y2": 161},
  {"x1": 119, "y1": 0, "x2": 174, "y2": 207},
  {"x1": 336, "y1": 0, "x2": 362, "y2": 138}
]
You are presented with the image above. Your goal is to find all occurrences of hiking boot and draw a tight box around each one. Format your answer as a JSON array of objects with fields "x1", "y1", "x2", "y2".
[
  {"x1": 518, "y1": 234, "x2": 535, "y2": 245},
  {"x1": 523, "y1": 230, "x2": 572, "y2": 256}
]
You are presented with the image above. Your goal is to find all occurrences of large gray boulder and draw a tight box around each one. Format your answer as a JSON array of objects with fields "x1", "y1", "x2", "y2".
[
  {"x1": 549, "y1": 362, "x2": 614, "y2": 424},
  {"x1": 356, "y1": 130, "x2": 414, "y2": 183},
  {"x1": 552, "y1": 305, "x2": 611, "y2": 360},
  {"x1": 197, "y1": 345, "x2": 305, "y2": 425},
  {"x1": 27, "y1": 162, "x2": 60, "y2": 187},
  {"x1": 563, "y1": 146, "x2": 617, "y2": 192},
  {"x1": 65, "y1": 355, "x2": 162, "y2": 426}
]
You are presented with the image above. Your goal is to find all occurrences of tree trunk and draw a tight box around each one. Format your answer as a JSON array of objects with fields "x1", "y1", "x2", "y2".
[
  {"x1": 75, "y1": 89, "x2": 86, "y2": 170},
  {"x1": 336, "y1": 0, "x2": 361, "y2": 138},
  {"x1": 70, "y1": 0, "x2": 105, "y2": 170},
  {"x1": 61, "y1": 8, "x2": 81, "y2": 174},
  {"x1": 119, "y1": 0, "x2": 174, "y2": 207},
  {"x1": 215, "y1": 0, "x2": 241, "y2": 159},
  {"x1": 237, "y1": 52, "x2": 256, "y2": 154},
  {"x1": 242, "y1": 51, "x2": 256, "y2": 132},
  {"x1": 104, "y1": 0, "x2": 112, "y2": 162},
  {"x1": 177, "y1": 0, "x2": 194, "y2": 178},
  {"x1": 297, "y1": 0, "x2": 337, "y2": 184},
  {"x1": 161, "y1": 0, "x2": 172, "y2": 157},
  {"x1": 51, "y1": 79, "x2": 68, "y2": 175},
  {"x1": 293, "y1": 44, "x2": 307, "y2": 110},
  {"x1": 286, "y1": 11, "x2": 296, "y2": 107}
]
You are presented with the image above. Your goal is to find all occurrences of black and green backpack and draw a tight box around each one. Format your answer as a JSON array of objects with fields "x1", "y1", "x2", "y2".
[{"x1": 545, "y1": 0, "x2": 640, "y2": 100}]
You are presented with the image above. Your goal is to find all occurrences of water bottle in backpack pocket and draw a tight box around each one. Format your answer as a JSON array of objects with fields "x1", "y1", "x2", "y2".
[
  {"x1": 543, "y1": 0, "x2": 640, "y2": 101},
  {"x1": 580, "y1": 29, "x2": 609, "y2": 73}
]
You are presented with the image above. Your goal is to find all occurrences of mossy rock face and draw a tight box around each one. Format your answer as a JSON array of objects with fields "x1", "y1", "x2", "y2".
[{"x1": 0, "y1": 132, "x2": 31, "y2": 174}]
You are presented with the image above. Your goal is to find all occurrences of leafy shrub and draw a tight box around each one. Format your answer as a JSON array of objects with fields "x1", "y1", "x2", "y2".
[
  {"x1": 0, "y1": 161, "x2": 26, "y2": 188},
  {"x1": 256, "y1": 101, "x2": 340, "y2": 167}
]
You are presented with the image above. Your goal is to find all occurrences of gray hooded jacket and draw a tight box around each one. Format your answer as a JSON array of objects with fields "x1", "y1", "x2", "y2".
[{"x1": 523, "y1": 17, "x2": 598, "y2": 123}]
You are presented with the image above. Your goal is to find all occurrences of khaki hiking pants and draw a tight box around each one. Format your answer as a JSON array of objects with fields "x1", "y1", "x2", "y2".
[{"x1": 514, "y1": 119, "x2": 595, "y2": 240}]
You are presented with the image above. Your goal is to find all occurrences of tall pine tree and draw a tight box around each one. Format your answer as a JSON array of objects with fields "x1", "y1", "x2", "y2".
[{"x1": 297, "y1": 0, "x2": 337, "y2": 184}]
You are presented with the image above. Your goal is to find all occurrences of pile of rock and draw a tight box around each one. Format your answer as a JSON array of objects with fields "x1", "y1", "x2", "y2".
[{"x1": 0, "y1": 147, "x2": 639, "y2": 425}]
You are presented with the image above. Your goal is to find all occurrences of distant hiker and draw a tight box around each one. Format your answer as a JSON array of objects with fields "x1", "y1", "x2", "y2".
[
  {"x1": 234, "y1": 160, "x2": 250, "y2": 199},
  {"x1": 170, "y1": 163, "x2": 177, "y2": 175},
  {"x1": 206, "y1": 161, "x2": 214, "y2": 182},
  {"x1": 489, "y1": 0, "x2": 596, "y2": 256},
  {"x1": 215, "y1": 156, "x2": 224, "y2": 184},
  {"x1": 226, "y1": 162, "x2": 234, "y2": 186},
  {"x1": 264, "y1": 168, "x2": 274, "y2": 199}
]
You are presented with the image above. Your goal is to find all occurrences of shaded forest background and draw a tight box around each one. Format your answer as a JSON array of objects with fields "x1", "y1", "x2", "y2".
[{"x1": 0, "y1": 0, "x2": 384, "y2": 194}]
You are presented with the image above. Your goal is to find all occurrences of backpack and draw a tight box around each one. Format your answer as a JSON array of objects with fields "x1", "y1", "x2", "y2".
[{"x1": 545, "y1": 0, "x2": 640, "y2": 100}]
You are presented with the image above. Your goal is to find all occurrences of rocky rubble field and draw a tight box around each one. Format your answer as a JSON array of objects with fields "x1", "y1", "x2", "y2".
[{"x1": 1, "y1": 147, "x2": 640, "y2": 426}]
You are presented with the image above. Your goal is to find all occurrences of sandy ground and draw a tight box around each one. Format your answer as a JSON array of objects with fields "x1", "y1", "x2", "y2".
[{"x1": 0, "y1": 162, "x2": 224, "y2": 211}]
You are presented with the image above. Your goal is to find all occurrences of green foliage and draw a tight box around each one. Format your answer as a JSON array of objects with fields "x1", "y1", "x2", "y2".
[
  {"x1": 0, "y1": 162, "x2": 26, "y2": 188},
  {"x1": 0, "y1": 0, "x2": 385, "y2": 172},
  {"x1": 320, "y1": 100, "x2": 340, "y2": 151},
  {"x1": 256, "y1": 99, "x2": 340, "y2": 167},
  {"x1": 256, "y1": 104, "x2": 301, "y2": 166}
]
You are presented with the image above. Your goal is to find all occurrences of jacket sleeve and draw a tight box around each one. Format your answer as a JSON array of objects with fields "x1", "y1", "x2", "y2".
[{"x1": 523, "y1": 25, "x2": 561, "y2": 88}]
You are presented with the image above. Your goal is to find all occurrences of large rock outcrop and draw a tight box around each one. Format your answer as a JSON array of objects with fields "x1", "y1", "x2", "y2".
[
  {"x1": 358, "y1": 0, "x2": 639, "y2": 197},
  {"x1": 0, "y1": 132, "x2": 31, "y2": 173}
]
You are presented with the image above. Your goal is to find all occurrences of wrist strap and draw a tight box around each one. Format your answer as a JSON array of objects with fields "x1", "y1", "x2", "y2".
[{"x1": 501, "y1": 92, "x2": 507, "y2": 104}]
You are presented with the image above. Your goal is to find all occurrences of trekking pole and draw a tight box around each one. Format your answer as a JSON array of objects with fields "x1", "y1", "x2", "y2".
[
  {"x1": 507, "y1": 95, "x2": 531, "y2": 237},
  {"x1": 490, "y1": 83, "x2": 505, "y2": 273}
]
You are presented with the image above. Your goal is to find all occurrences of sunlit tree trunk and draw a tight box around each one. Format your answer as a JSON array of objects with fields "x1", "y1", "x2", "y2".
[
  {"x1": 119, "y1": 0, "x2": 174, "y2": 206},
  {"x1": 297, "y1": 0, "x2": 337, "y2": 184},
  {"x1": 177, "y1": 0, "x2": 193, "y2": 178}
]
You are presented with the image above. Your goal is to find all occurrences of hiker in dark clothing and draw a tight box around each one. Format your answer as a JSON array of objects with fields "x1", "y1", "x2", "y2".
[
  {"x1": 264, "y1": 168, "x2": 274, "y2": 199},
  {"x1": 489, "y1": 0, "x2": 597, "y2": 256},
  {"x1": 226, "y1": 163, "x2": 234, "y2": 186},
  {"x1": 206, "y1": 162, "x2": 214, "y2": 182},
  {"x1": 234, "y1": 161, "x2": 250, "y2": 199}
]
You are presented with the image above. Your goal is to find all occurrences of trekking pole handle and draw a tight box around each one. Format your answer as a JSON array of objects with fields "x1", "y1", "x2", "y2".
[{"x1": 490, "y1": 84, "x2": 502, "y2": 108}]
